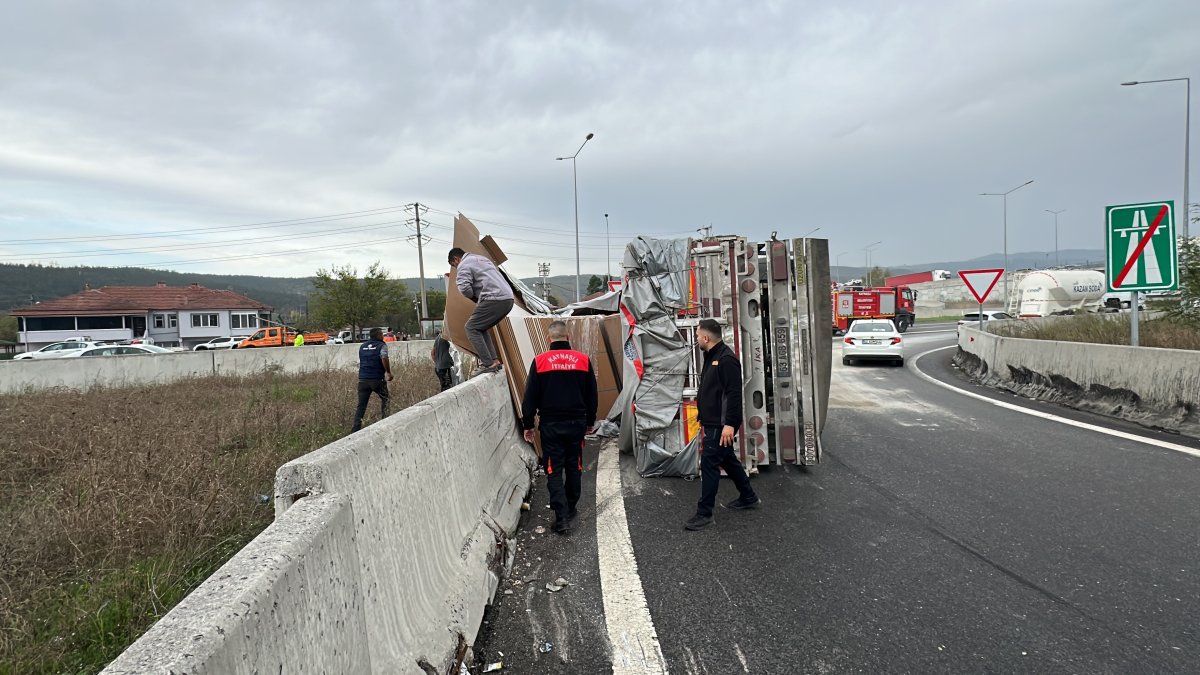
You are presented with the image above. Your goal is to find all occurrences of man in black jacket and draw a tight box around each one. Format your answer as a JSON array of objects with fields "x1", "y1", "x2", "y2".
[
  {"x1": 521, "y1": 321, "x2": 598, "y2": 535},
  {"x1": 686, "y1": 318, "x2": 760, "y2": 531}
]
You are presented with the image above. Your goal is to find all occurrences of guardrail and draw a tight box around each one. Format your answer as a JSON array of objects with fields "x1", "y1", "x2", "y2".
[
  {"x1": 956, "y1": 325, "x2": 1200, "y2": 438},
  {"x1": 0, "y1": 341, "x2": 434, "y2": 394},
  {"x1": 102, "y1": 371, "x2": 534, "y2": 674}
]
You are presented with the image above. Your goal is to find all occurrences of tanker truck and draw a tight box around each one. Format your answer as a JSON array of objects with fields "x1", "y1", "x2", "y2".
[{"x1": 1014, "y1": 269, "x2": 1106, "y2": 318}]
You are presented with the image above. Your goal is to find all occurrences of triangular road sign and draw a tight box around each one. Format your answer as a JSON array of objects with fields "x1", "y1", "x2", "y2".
[{"x1": 958, "y1": 268, "x2": 1005, "y2": 304}]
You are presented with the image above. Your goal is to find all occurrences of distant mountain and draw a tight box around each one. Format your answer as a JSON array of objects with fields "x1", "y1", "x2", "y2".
[
  {"x1": 3, "y1": 249, "x2": 1108, "y2": 316},
  {"x1": 0, "y1": 264, "x2": 315, "y2": 314},
  {"x1": 832, "y1": 249, "x2": 1107, "y2": 282}
]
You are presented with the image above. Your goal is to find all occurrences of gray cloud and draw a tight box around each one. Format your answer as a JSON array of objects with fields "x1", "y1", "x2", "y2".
[{"x1": 0, "y1": 0, "x2": 1196, "y2": 281}]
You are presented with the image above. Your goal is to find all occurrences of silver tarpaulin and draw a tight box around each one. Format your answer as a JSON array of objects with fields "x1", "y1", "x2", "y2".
[{"x1": 615, "y1": 237, "x2": 698, "y2": 477}]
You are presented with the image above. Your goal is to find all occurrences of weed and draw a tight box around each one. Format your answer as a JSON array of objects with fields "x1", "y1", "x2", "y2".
[
  {"x1": 990, "y1": 313, "x2": 1200, "y2": 351},
  {"x1": 0, "y1": 359, "x2": 439, "y2": 673}
]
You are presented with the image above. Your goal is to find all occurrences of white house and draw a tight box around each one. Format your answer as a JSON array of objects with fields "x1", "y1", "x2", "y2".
[{"x1": 12, "y1": 282, "x2": 273, "y2": 350}]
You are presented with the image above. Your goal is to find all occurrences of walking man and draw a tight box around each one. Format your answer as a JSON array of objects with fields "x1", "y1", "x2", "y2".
[
  {"x1": 686, "y1": 318, "x2": 760, "y2": 531},
  {"x1": 449, "y1": 247, "x2": 514, "y2": 375},
  {"x1": 521, "y1": 321, "x2": 598, "y2": 535},
  {"x1": 293, "y1": 332, "x2": 304, "y2": 347},
  {"x1": 350, "y1": 327, "x2": 392, "y2": 432},
  {"x1": 431, "y1": 330, "x2": 454, "y2": 391}
]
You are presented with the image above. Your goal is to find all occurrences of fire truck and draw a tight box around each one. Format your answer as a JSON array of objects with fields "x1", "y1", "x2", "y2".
[
  {"x1": 681, "y1": 235, "x2": 831, "y2": 470},
  {"x1": 831, "y1": 285, "x2": 918, "y2": 334}
]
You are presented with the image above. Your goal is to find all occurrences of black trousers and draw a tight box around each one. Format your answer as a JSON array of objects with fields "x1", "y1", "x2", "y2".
[
  {"x1": 351, "y1": 379, "x2": 390, "y2": 432},
  {"x1": 541, "y1": 419, "x2": 586, "y2": 524},
  {"x1": 696, "y1": 425, "x2": 756, "y2": 518},
  {"x1": 436, "y1": 368, "x2": 453, "y2": 391}
]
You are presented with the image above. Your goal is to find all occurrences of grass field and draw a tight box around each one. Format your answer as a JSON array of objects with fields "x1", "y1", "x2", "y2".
[
  {"x1": 989, "y1": 313, "x2": 1200, "y2": 351},
  {"x1": 0, "y1": 362, "x2": 440, "y2": 674}
]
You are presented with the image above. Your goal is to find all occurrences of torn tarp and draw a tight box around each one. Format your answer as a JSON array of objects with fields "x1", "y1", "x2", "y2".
[{"x1": 615, "y1": 236, "x2": 698, "y2": 477}]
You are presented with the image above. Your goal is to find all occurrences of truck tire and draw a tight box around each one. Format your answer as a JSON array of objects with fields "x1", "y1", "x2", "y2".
[{"x1": 895, "y1": 317, "x2": 910, "y2": 333}]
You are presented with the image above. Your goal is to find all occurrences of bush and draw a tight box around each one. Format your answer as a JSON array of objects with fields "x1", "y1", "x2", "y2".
[
  {"x1": 0, "y1": 361, "x2": 439, "y2": 674},
  {"x1": 990, "y1": 313, "x2": 1200, "y2": 351}
]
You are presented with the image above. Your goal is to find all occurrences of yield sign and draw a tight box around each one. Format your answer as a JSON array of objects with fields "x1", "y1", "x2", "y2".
[{"x1": 958, "y1": 268, "x2": 1005, "y2": 304}]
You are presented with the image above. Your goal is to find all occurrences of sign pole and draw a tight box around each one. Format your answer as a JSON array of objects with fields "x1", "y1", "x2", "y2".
[
  {"x1": 978, "y1": 301, "x2": 983, "y2": 331},
  {"x1": 1130, "y1": 291, "x2": 1139, "y2": 347}
]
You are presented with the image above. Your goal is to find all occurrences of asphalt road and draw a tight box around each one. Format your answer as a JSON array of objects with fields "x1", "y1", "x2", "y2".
[{"x1": 473, "y1": 328, "x2": 1200, "y2": 674}]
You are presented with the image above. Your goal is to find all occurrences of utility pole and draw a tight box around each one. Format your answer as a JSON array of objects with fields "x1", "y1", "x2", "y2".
[
  {"x1": 538, "y1": 262, "x2": 551, "y2": 301},
  {"x1": 604, "y1": 213, "x2": 611, "y2": 281},
  {"x1": 405, "y1": 202, "x2": 430, "y2": 337}
]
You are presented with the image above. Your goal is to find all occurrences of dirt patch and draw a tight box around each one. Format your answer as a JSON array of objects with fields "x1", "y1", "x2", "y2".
[
  {"x1": 0, "y1": 360, "x2": 440, "y2": 674},
  {"x1": 953, "y1": 348, "x2": 1198, "y2": 438}
]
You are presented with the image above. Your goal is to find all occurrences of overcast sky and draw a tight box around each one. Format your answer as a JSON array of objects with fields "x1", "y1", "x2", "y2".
[{"x1": 1, "y1": 0, "x2": 1196, "y2": 288}]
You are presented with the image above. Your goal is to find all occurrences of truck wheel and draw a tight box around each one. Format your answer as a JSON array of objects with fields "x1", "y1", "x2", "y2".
[{"x1": 896, "y1": 318, "x2": 910, "y2": 333}]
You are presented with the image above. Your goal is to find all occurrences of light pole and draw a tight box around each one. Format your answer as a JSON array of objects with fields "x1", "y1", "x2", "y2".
[
  {"x1": 604, "y1": 213, "x2": 611, "y2": 281},
  {"x1": 802, "y1": 227, "x2": 822, "y2": 237},
  {"x1": 980, "y1": 179, "x2": 1034, "y2": 305},
  {"x1": 1122, "y1": 78, "x2": 1190, "y2": 241},
  {"x1": 835, "y1": 251, "x2": 849, "y2": 284},
  {"x1": 557, "y1": 132, "x2": 594, "y2": 302},
  {"x1": 864, "y1": 241, "x2": 881, "y2": 285},
  {"x1": 1045, "y1": 209, "x2": 1065, "y2": 267}
]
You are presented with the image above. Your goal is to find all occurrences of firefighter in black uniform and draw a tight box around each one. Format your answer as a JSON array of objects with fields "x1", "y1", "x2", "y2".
[
  {"x1": 686, "y1": 318, "x2": 761, "y2": 531},
  {"x1": 521, "y1": 321, "x2": 598, "y2": 535}
]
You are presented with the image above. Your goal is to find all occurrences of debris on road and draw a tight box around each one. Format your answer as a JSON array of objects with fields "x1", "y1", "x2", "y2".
[
  {"x1": 483, "y1": 663, "x2": 504, "y2": 673},
  {"x1": 539, "y1": 642, "x2": 554, "y2": 654},
  {"x1": 534, "y1": 526, "x2": 546, "y2": 534},
  {"x1": 545, "y1": 577, "x2": 569, "y2": 592}
]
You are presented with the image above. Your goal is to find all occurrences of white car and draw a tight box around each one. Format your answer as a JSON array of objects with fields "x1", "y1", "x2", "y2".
[
  {"x1": 958, "y1": 310, "x2": 1014, "y2": 327},
  {"x1": 193, "y1": 336, "x2": 245, "y2": 351},
  {"x1": 13, "y1": 340, "x2": 108, "y2": 360},
  {"x1": 65, "y1": 344, "x2": 175, "y2": 358},
  {"x1": 841, "y1": 320, "x2": 904, "y2": 367}
]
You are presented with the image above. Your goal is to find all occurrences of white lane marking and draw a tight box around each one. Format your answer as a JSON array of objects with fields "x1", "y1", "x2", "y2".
[
  {"x1": 734, "y1": 643, "x2": 750, "y2": 673},
  {"x1": 596, "y1": 441, "x2": 669, "y2": 674},
  {"x1": 911, "y1": 345, "x2": 1200, "y2": 459}
]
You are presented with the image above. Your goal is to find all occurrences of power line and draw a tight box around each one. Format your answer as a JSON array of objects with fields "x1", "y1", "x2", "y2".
[
  {"x1": 138, "y1": 235, "x2": 418, "y2": 268},
  {"x1": 0, "y1": 204, "x2": 412, "y2": 245},
  {"x1": 0, "y1": 219, "x2": 408, "y2": 262},
  {"x1": 422, "y1": 206, "x2": 691, "y2": 240}
]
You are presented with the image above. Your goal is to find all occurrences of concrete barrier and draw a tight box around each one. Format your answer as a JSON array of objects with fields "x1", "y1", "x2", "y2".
[
  {"x1": 103, "y1": 494, "x2": 371, "y2": 674},
  {"x1": 956, "y1": 326, "x2": 1200, "y2": 436},
  {"x1": 102, "y1": 372, "x2": 535, "y2": 674},
  {"x1": 0, "y1": 341, "x2": 434, "y2": 394}
]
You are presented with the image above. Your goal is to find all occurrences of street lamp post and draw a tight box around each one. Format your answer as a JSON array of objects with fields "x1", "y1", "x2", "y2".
[
  {"x1": 979, "y1": 179, "x2": 1034, "y2": 305},
  {"x1": 604, "y1": 213, "x2": 611, "y2": 281},
  {"x1": 835, "y1": 251, "x2": 849, "y2": 284},
  {"x1": 1122, "y1": 78, "x2": 1191, "y2": 242},
  {"x1": 802, "y1": 227, "x2": 822, "y2": 238},
  {"x1": 557, "y1": 132, "x2": 595, "y2": 302},
  {"x1": 1045, "y1": 209, "x2": 1065, "y2": 266},
  {"x1": 864, "y1": 241, "x2": 882, "y2": 285}
]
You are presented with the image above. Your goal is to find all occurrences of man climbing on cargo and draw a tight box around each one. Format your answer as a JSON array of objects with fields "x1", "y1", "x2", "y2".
[
  {"x1": 448, "y1": 247, "x2": 514, "y2": 375},
  {"x1": 686, "y1": 318, "x2": 761, "y2": 531},
  {"x1": 521, "y1": 320, "x2": 598, "y2": 535},
  {"x1": 350, "y1": 327, "x2": 392, "y2": 433}
]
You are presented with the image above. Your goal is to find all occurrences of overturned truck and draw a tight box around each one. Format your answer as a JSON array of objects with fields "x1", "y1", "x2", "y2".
[{"x1": 615, "y1": 234, "x2": 832, "y2": 477}]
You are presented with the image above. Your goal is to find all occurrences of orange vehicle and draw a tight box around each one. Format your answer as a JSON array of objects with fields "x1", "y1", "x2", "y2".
[{"x1": 237, "y1": 326, "x2": 329, "y2": 348}]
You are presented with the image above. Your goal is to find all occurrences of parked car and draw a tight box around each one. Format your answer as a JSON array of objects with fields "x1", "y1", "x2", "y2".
[
  {"x1": 841, "y1": 319, "x2": 904, "y2": 367},
  {"x1": 65, "y1": 344, "x2": 175, "y2": 358},
  {"x1": 193, "y1": 336, "x2": 244, "y2": 351},
  {"x1": 13, "y1": 340, "x2": 108, "y2": 360},
  {"x1": 327, "y1": 337, "x2": 345, "y2": 345}
]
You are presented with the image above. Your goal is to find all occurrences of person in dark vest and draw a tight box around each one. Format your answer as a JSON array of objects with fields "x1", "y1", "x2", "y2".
[
  {"x1": 430, "y1": 330, "x2": 454, "y2": 391},
  {"x1": 350, "y1": 327, "x2": 392, "y2": 432},
  {"x1": 685, "y1": 318, "x2": 761, "y2": 531},
  {"x1": 521, "y1": 321, "x2": 598, "y2": 535},
  {"x1": 449, "y1": 247, "x2": 514, "y2": 375}
]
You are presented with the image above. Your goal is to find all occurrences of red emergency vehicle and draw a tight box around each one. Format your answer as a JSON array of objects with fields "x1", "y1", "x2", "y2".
[{"x1": 831, "y1": 285, "x2": 918, "y2": 334}]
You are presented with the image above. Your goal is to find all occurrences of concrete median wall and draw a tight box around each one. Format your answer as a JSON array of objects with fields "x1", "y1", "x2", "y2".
[
  {"x1": 103, "y1": 371, "x2": 535, "y2": 675},
  {"x1": 956, "y1": 326, "x2": 1200, "y2": 437},
  {"x1": 0, "y1": 341, "x2": 433, "y2": 394}
]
